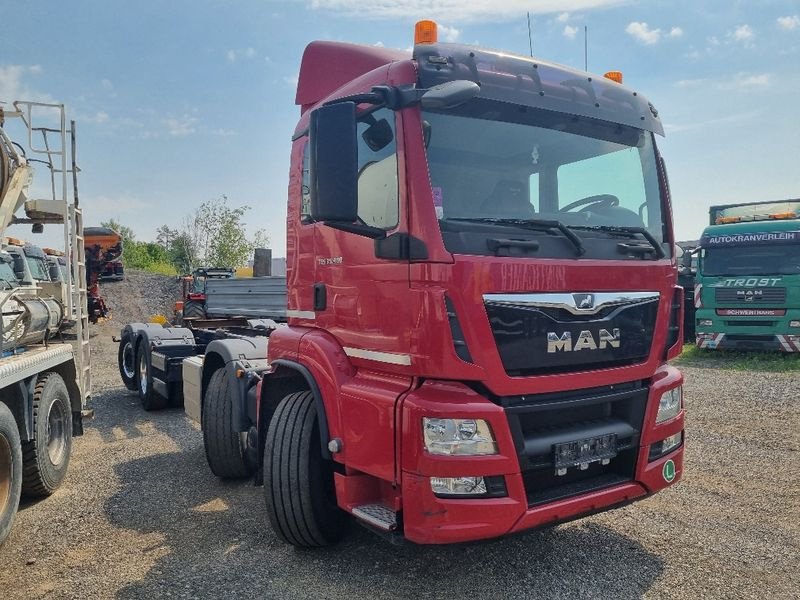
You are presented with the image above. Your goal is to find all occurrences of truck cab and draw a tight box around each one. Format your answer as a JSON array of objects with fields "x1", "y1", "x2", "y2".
[
  {"x1": 4, "y1": 239, "x2": 53, "y2": 286},
  {"x1": 695, "y1": 199, "x2": 800, "y2": 351}
]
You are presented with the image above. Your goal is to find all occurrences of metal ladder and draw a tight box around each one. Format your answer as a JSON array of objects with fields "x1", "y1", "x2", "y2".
[{"x1": 8, "y1": 102, "x2": 91, "y2": 405}]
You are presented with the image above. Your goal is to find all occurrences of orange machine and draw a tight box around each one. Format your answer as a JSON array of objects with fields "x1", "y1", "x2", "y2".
[{"x1": 83, "y1": 227, "x2": 123, "y2": 322}]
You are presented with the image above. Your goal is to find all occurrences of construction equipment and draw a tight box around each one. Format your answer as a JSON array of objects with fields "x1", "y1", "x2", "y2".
[
  {"x1": 0, "y1": 100, "x2": 90, "y2": 546},
  {"x1": 83, "y1": 226, "x2": 122, "y2": 321},
  {"x1": 176, "y1": 266, "x2": 235, "y2": 321}
]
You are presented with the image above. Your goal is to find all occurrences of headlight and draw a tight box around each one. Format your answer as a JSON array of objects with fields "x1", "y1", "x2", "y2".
[
  {"x1": 790, "y1": 320, "x2": 800, "y2": 328},
  {"x1": 656, "y1": 386, "x2": 682, "y2": 424},
  {"x1": 661, "y1": 432, "x2": 682, "y2": 454},
  {"x1": 423, "y1": 418, "x2": 497, "y2": 455},
  {"x1": 698, "y1": 319, "x2": 713, "y2": 327}
]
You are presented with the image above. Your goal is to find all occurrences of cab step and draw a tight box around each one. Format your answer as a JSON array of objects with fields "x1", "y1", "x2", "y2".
[{"x1": 351, "y1": 504, "x2": 397, "y2": 531}]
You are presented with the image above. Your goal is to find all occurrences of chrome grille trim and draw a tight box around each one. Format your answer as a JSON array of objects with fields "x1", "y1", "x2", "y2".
[{"x1": 482, "y1": 292, "x2": 660, "y2": 315}]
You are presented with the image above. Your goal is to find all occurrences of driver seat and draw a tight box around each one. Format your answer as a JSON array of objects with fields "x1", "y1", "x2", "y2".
[{"x1": 480, "y1": 180, "x2": 534, "y2": 218}]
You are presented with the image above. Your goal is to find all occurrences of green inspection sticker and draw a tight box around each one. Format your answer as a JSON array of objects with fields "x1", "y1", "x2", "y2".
[{"x1": 663, "y1": 459, "x2": 676, "y2": 482}]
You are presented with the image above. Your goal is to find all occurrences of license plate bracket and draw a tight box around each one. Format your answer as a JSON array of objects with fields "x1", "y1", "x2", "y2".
[{"x1": 554, "y1": 433, "x2": 617, "y2": 468}]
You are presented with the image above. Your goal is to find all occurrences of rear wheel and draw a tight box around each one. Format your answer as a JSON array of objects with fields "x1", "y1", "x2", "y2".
[
  {"x1": 263, "y1": 391, "x2": 344, "y2": 547},
  {"x1": 137, "y1": 341, "x2": 167, "y2": 411},
  {"x1": 118, "y1": 333, "x2": 137, "y2": 391},
  {"x1": 0, "y1": 402, "x2": 23, "y2": 546},
  {"x1": 183, "y1": 301, "x2": 205, "y2": 320},
  {"x1": 21, "y1": 373, "x2": 72, "y2": 497},
  {"x1": 202, "y1": 369, "x2": 255, "y2": 478}
]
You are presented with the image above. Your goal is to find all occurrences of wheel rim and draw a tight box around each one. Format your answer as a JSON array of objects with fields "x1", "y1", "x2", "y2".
[
  {"x1": 46, "y1": 398, "x2": 67, "y2": 466},
  {"x1": 122, "y1": 341, "x2": 135, "y2": 380},
  {"x1": 139, "y1": 351, "x2": 148, "y2": 395},
  {"x1": 0, "y1": 434, "x2": 11, "y2": 516}
]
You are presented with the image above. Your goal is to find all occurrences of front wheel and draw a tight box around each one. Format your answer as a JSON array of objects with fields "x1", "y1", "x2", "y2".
[
  {"x1": 263, "y1": 391, "x2": 345, "y2": 547},
  {"x1": 21, "y1": 373, "x2": 72, "y2": 497},
  {"x1": 0, "y1": 402, "x2": 23, "y2": 546}
]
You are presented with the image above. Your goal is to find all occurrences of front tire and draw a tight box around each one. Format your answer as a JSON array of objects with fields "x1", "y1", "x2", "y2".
[
  {"x1": 136, "y1": 341, "x2": 167, "y2": 411},
  {"x1": 263, "y1": 391, "x2": 344, "y2": 547},
  {"x1": 202, "y1": 369, "x2": 254, "y2": 478},
  {"x1": 0, "y1": 402, "x2": 23, "y2": 546},
  {"x1": 21, "y1": 373, "x2": 72, "y2": 497}
]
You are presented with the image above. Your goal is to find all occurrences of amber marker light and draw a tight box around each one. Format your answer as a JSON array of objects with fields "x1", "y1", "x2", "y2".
[
  {"x1": 603, "y1": 71, "x2": 623, "y2": 84},
  {"x1": 415, "y1": 20, "x2": 438, "y2": 45}
]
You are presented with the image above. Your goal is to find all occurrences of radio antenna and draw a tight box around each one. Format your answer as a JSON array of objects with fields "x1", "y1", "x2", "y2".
[
  {"x1": 584, "y1": 25, "x2": 589, "y2": 71},
  {"x1": 527, "y1": 12, "x2": 533, "y2": 57}
]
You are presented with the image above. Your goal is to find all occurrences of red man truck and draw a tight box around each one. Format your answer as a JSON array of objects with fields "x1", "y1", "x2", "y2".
[{"x1": 118, "y1": 21, "x2": 685, "y2": 546}]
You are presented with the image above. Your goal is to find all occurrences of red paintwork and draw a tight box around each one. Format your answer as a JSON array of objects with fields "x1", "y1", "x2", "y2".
[{"x1": 261, "y1": 41, "x2": 685, "y2": 544}]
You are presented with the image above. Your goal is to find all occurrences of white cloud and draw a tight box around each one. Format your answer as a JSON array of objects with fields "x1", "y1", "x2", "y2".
[
  {"x1": 244, "y1": 47, "x2": 256, "y2": 59},
  {"x1": 163, "y1": 114, "x2": 197, "y2": 137},
  {"x1": 283, "y1": 74, "x2": 299, "y2": 88},
  {"x1": 373, "y1": 41, "x2": 385, "y2": 47},
  {"x1": 0, "y1": 64, "x2": 55, "y2": 105},
  {"x1": 777, "y1": 15, "x2": 800, "y2": 31},
  {"x1": 626, "y1": 21, "x2": 661, "y2": 45},
  {"x1": 90, "y1": 111, "x2": 110, "y2": 124},
  {"x1": 563, "y1": 25, "x2": 578, "y2": 39},
  {"x1": 668, "y1": 27, "x2": 683, "y2": 38},
  {"x1": 732, "y1": 73, "x2": 770, "y2": 88},
  {"x1": 674, "y1": 72, "x2": 771, "y2": 92},
  {"x1": 303, "y1": 0, "x2": 625, "y2": 22},
  {"x1": 101, "y1": 78, "x2": 113, "y2": 91},
  {"x1": 439, "y1": 24, "x2": 461, "y2": 42},
  {"x1": 556, "y1": 12, "x2": 570, "y2": 23},
  {"x1": 226, "y1": 49, "x2": 237, "y2": 62},
  {"x1": 732, "y1": 24, "x2": 754, "y2": 42}
]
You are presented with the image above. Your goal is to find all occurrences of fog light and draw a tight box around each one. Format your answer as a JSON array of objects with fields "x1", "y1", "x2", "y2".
[
  {"x1": 790, "y1": 320, "x2": 800, "y2": 328},
  {"x1": 661, "y1": 432, "x2": 682, "y2": 454},
  {"x1": 656, "y1": 386, "x2": 682, "y2": 423},
  {"x1": 430, "y1": 476, "x2": 487, "y2": 496},
  {"x1": 423, "y1": 418, "x2": 497, "y2": 455},
  {"x1": 698, "y1": 319, "x2": 713, "y2": 327}
]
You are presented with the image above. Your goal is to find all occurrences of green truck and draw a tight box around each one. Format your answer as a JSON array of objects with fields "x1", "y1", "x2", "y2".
[{"x1": 694, "y1": 199, "x2": 800, "y2": 351}]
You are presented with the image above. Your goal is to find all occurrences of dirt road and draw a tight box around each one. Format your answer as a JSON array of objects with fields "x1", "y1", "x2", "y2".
[{"x1": 0, "y1": 273, "x2": 797, "y2": 599}]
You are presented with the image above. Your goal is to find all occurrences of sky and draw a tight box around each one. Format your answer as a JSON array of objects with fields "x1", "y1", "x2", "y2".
[{"x1": 1, "y1": 0, "x2": 799, "y2": 254}]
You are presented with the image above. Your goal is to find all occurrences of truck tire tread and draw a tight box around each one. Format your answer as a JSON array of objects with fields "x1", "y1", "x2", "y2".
[
  {"x1": 0, "y1": 402, "x2": 23, "y2": 546},
  {"x1": 202, "y1": 369, "x2": 252, "y2": 478},
  {"x1": 21, "y1": 373, "x2": 72, "y2": 497},
  {"x1": 264, "y1": 391, "x2": 343, "y2": 547}
]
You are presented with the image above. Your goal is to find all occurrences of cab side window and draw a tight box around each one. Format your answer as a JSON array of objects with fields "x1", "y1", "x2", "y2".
[
  {"x1": 356, "y1": 108, "x2": 398, "y2": 229},
  {"x1": 300, "y1": 140, "x2": 312, "y2": 221}
]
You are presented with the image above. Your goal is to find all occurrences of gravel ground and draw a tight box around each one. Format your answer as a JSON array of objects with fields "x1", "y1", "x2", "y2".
[{"x1": 0, "y1": 273, "x2": 798, "y2": 599}]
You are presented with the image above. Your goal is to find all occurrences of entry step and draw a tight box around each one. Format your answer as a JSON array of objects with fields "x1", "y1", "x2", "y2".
[{"x1": 352, "y1": 504, "x2": 397, "y2": 531}]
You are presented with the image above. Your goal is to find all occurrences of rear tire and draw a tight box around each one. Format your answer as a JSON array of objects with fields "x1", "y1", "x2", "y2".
[
  {"x1": 202, "y1": 369, "x2": 254, "y2": 478},
  {"x1": 136, "y1": 341, "x2": 167, "y2": 411},
  {"x1": 21, "y1": 373, "x2": 72, "y2": 497},
  {"x1": 263, "y1": 391, "x2": 344, "y2": 547},
  {"x1": 0, "y1": 402, "x2": 23, "y2": 546},
  {"x1": 118, "y1": 333, "x2": 137, "y2": 391},
  {"x1": 183, "y1": 301, "x2": 205, "y2": 320}
]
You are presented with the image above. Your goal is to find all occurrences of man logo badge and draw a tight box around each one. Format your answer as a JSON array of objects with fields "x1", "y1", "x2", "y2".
[
  {"x1": 573, "y1": 293, "x2": 595, "y2": 310},
  {"x1": 547, "y1": 328, "x2": 621, "y2": 352}
]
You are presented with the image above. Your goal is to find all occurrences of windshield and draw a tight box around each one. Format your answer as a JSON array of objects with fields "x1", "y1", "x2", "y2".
[
  {"x1": 0, "y1": 260, "x2": 18, "y2": 287},
  {"x1": 423, "y1": 99, "x2": 666, "y2": 258},
  {"x1": 702, "y1": 245, "x2": 800, "y2": 276},
  {"x1": 27, "y1": 257, "x2": 51, "y2": 281}
]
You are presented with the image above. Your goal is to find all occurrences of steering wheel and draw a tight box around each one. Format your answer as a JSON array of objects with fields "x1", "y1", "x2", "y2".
[{"x1": 560, "y1": 194, "x2": 620, "y2": 213}]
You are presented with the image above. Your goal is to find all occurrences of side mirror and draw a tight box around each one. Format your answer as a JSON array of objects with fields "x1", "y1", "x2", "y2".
[
  {"x1": 421, "y1": 80, "x2": 480, "y2": 110},
  {"x1": 310, "y1": 102, "x2": 358, "y2": 223},
  {"x1": 681, "y1": 250, "x2": 693, "y2": 269}
]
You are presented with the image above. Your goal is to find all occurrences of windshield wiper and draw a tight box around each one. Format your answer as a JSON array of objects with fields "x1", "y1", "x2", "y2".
[
  {"x1": 568, "y1": 225, "x2": 666, "y2": 259},
  {"x1": 445, "y1": 218, "x2": 586, "y2": 256}
]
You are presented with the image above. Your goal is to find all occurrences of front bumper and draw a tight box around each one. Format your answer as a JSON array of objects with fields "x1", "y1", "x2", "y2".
[
  {"x1": 400, "y1": 365, "x2": 684, "y2": 544},
  {"x1": 696, "y1": 332, "x2": 800, "y2": 352}
]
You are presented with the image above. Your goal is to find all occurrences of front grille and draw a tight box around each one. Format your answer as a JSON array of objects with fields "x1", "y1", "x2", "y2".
[
  {"x1": 484, "y1": 292, "x2": 659, "y2": 377},
  {"x1": 501, "y1": 381, "x2": 648, "y2": 506},
  {"x1": 715, "y1": 287, "x2": 786, "y2": 303},
  {"x1": 725, "y1": 320, "x2": 776, "y2": 327}
]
